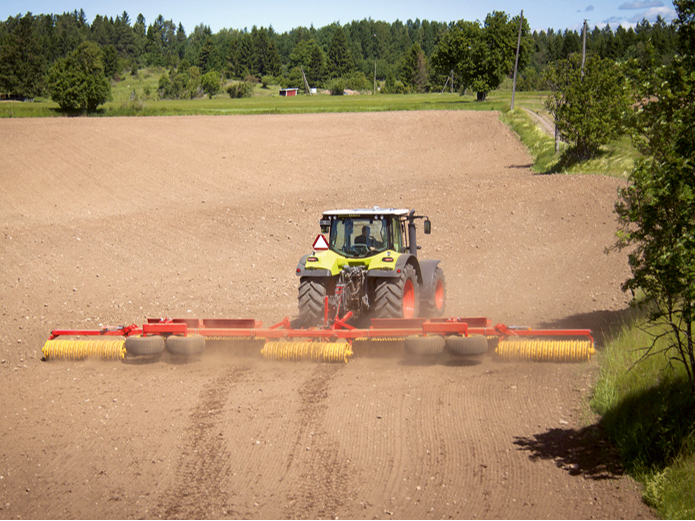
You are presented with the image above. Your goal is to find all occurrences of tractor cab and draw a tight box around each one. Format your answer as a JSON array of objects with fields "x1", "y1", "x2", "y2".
[{"x1": 320, "y1": 207, "x2": 426, "y2": 259}]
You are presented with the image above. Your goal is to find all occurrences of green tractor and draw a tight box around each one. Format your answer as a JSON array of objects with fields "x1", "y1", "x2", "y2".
[{"x1": 295, "y1": 207, "x2": 445, "y2": 327}]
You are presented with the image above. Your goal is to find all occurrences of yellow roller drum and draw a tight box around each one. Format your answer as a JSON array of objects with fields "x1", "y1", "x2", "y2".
[
  {"x1": 261, "y1": 341, "x2": 353, "y2": 363},
  {"x1": 42, "y1": 339, "x2": 126, "y2": 361},
  {"x1": 496, "y1": 339, "x2": 596, "y2": 362},
  {"x1": 352, "y1": 337, "x2": 405, "y2": 357}
]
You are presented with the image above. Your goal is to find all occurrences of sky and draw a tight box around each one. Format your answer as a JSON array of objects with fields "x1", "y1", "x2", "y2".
[{"x1": 0, "y1": 0, "x2": 679, "y2": 35}]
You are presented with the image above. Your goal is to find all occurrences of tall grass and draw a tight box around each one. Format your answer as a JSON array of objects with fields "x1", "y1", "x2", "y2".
[
  {"x1": 500, "y1": 108, "x2": 639, "y2": 178},
  {"x1": 591, "y1": 314, "x2": 695, "y2": 518}
]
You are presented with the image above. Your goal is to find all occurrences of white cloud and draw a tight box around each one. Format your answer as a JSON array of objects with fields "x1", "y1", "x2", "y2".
[
  {"x1": 619, "y1": 1, "x2": 663, "y2": 9},
  {"x1": 627, "y1": 5, "x2": 677, "y2": 22},
  {"x1": 602, "y1": 16, "x2": 624, "y2": 24}
]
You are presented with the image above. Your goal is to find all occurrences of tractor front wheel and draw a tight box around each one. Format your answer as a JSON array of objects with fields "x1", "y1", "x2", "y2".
[{"x1": 374, "y1": 264, "x2": 420, "y2": 319}]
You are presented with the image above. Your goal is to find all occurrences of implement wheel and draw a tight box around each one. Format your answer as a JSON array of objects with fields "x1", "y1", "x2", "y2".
[
  {"x1": 166, "y1": 334, "x2": 205, "y2": 356},
  {"x1": 298, "y1": 277, "x2": 330, "y2": 327},
  {"x1": 125, "y1": 335, "x2": 165, "y2": 356},
  {"x1": 405, "y1": 335, "x2": 445, "y2": 355},
  {"x1": 445, "y1": 335, "x2": 488, "y2": 356},
  {"x1": 374, "y1": 264, "x2": 420, "y2": 319},
  {"x1": 421, "y1": 267, "x2": 446, "y2": 317}
]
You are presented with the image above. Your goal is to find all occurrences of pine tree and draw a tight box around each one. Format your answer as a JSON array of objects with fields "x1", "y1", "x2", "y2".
[
  {"x1": 327, "y1": 25, "x2": 353, "y2": 78},
  {"x1": 0, "y1": 13, "x2": 45, "y2": 98}
]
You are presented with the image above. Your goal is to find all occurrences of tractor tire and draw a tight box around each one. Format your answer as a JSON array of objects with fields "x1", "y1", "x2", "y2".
[
  {"x1": 445, "y1": 335, "x2": 488, "y2": 356},
  {"x1": 298, "y1": 277, "x2": 329, "y2": 327},
  {"x1": 405, "y1": 334, "x2": 445, "y2": 355},
  {"x1": 374, "y1": 264, "x2": 420, "y2": 319},
  {"x1": 125, "y1": 335, "x2": 165, "y2": 356},
  {"x1": 166, "y1": 334, "x2": 206, "y2": 356},
  {"x1": 420, "y1": 267, "x2": 446, "y2": 317}
]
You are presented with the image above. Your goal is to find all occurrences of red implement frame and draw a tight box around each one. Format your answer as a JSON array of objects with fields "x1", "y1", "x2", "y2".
[{"x1": 48, "y1": 316, "x2": 594, "y2": 345}]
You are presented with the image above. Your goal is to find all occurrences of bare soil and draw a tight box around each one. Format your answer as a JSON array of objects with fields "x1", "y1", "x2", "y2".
[{"x1": 0, "y1": 112, "x2": 651, "y2": 519}]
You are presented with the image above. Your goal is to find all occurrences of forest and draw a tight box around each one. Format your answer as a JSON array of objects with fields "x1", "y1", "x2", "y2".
[{"x1": 0, "y1": 8, "x2": 680, "y2": 100}]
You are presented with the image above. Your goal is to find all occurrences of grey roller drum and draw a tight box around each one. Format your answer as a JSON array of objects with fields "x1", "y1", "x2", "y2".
[
  {"x1": 125, "y1": 335, "x2": 165, "y2": 356},
  {"x1": 445, "y1": 335, "x2": 488, "y2": 356},
  {"x1": 166, "y1": 334, "x2": 206, "y2": 356},
  {"x1": 405, "y1": 334, "x2": 445, "y2": 355}
]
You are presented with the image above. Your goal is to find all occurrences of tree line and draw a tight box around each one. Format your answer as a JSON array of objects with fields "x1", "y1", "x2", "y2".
[{"x1": 0, "y1": 8, "x2": 681, "y2": 101}]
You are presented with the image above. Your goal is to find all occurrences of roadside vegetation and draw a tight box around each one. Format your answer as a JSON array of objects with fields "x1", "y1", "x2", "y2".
[{"x1": 591, "y1": 312, "x2": 695, "y2": 519}]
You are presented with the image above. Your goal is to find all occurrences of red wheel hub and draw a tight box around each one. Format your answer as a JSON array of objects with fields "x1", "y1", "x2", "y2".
[
  {"x1": 403, "y1": 279, "x2": 415, "y2": 319},
  {"x1": 435, "y1": 280, "x2": 444, "y2": 310}
]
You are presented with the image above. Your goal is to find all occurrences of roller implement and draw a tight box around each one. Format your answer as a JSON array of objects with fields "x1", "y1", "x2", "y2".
[
  {"x1": 41, "y1": 207, "x2": 596, "y2": 363},
  {"x1": 42, "y1": 316, "x2": 595, "y2": 363}
]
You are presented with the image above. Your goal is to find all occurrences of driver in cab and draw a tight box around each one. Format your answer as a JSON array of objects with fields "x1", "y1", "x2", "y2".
[{"x1": 355, "y1": 226, "x2": 372, "y2": 245}]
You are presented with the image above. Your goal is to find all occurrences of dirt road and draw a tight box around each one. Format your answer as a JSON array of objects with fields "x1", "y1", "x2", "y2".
[{"x1": 0, "y1": 112, "x2": 651, "y2": 519}]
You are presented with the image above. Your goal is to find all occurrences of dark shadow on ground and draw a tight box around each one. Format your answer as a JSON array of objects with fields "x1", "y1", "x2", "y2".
[
  {"x1": 538, "y1": 307, "x2": 641, "y2": 348},
  {"x1": 506, "y1": 163, "x2": 534, "y2": 169},
  {"x1": 513, "y1": 423, "x2": 624, "y2": 480}
]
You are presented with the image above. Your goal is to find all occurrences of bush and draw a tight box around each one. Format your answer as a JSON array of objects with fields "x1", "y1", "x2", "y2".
[
  {"x1": 46, "y1": 41, "x2": 111, "y2": 112},
  {"x1": 329, "y1": 78, "x2": 345, "y2": 95},
  {"x1": 346, "y1": 72, "x2": 370, "y2": 91},
  {"x1": 544, "y1": 53, "x2": 630, "y2": 158},
  {"x1": 200, "y1": 70, "x2": 221, "y2": 98},
  {"x1": 227, "y1": 81, "x2": 254, "y2": 98},
  {"x1": 261, "y1": 75, "x2": 275, "y2": 88}
]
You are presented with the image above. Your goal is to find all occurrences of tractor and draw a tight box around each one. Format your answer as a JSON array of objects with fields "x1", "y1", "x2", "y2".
[{"x1": 295, "y1": 207, "x2": 445, "y2": 327}]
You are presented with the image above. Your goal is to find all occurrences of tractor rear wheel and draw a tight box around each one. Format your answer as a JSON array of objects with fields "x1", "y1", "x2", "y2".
[
  {"x1": 420, "y1": 267, "x2": 446, "y2": 317},
  {"x1": 298, "y1": 277, "x2": 329, "y2": 327},
  {"x1": 374, "y1": 264, "x2": 419, "y2": 319}
]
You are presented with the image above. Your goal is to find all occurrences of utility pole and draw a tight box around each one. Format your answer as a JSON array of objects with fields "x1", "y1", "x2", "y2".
[
  {"x1": 510, "y1": 9, "x2": 524, "y2": 110},
  {"x1": 300, "y1": 66, "x2": 311, "y2": 95},
  {"x1": 373, "y1": 33, "x2": 377, "y2": 95}
]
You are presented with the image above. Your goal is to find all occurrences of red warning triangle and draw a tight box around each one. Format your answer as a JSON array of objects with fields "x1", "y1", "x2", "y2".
[{"x1": 312, "y1": 234, "x2": 329, "y2": 250}]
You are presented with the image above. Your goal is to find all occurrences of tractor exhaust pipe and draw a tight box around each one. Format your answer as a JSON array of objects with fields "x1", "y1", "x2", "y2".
[{"x1": 408, "y1": 210, "x2": 418, "y2": 256}]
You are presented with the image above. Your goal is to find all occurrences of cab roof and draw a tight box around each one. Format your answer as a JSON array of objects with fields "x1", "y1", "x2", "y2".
[{"x1": 322, "y1": 207, "x2": 410, "y2": 217}]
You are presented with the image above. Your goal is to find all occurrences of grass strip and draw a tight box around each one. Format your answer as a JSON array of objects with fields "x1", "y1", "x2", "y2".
[
  {"x1": 499, "y1": 108, "x2": 639, "y2": 178},
  {"x1": 591, "y1": 314, "x2": 695, "y2": 519}
]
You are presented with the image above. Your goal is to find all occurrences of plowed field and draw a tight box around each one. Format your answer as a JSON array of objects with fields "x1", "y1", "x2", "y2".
[{"x1": 0, "y1": 112, "x2": 652, "y2": 519}]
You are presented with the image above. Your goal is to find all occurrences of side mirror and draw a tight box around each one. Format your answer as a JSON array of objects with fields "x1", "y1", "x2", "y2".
[
  {"x1": 424, "y1": 220, "x2": 432, "y2": 234},
  {"x1": 320, "y1": 218, "x2": 331, "y2": 234}
]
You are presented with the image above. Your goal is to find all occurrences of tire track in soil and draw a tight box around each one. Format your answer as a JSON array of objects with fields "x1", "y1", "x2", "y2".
[
  {"x1": 155, "y1": 365, "x2": 250, "y2": 519},
  {"x1": 282, "y1": 363, "x2": 349, "y2": 520}
]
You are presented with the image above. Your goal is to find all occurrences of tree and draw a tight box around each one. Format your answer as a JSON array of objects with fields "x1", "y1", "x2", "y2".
[
  {"x1": 431, "y1": 11, "x2": 530, "y2": 100},
  {"x1": 401, "y1": 42, "x2": 428, "y2": 91},
  {"x1": 0, "y1": 13, "x2": 45, "y2": 99},
  {"x1": 289, "y1": 39, "x2": 325, "y2": 86},
  {"x1": 47, "y1": 41, "x2": 111, "y2": 111},
  {"x1": 327, "y1": 25, "x2": 354, "y2": 78},
  {"x1": 543, "y1": 53, "x2": 630, "y2": 158},
  {"x1": 196, "y1": 36, "x2": 215, "y2": 73},
  {"x1": 266, "y1": 40, "x2": 282, "y2": 76},
  {"x1": 614, "y1": 0, "x2": 695, "y2": 396},
  {"x1": 102, "y1": 44, "x2": 118, "y2": 78},
  {"x1": 200, "y1": 70, "x2": 220, "y2": 97}
]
